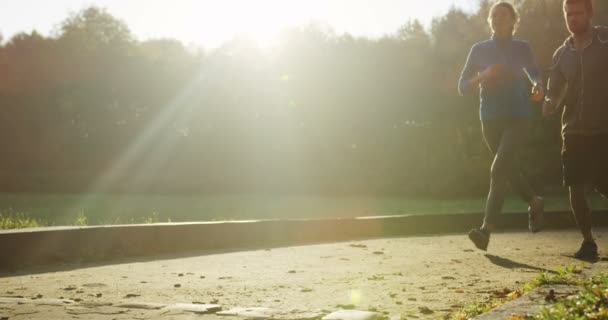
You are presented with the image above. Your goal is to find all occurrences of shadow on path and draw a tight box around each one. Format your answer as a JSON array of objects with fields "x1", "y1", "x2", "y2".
[
  {"x1": 484, "y1": 254, "x2": 558, "y2": 274},
  {"x1": 559, "y1": 253, "x2": 603, "y2": 263}
]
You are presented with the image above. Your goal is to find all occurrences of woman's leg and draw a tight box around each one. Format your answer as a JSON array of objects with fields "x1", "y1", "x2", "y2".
[
  {"x1": 504, "y1": 120, "x2": 536, "y2": 203},
  {"x1": 502, "y1": 120, "x2": 544, "y2": 231},
  {"x1": 481, "y1": 120, "x2": 508, "y2": 232}
]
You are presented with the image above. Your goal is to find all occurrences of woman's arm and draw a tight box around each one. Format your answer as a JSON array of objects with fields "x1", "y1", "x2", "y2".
[
  {"x1": 523, "y1": 43, "x2": 544, "y2": 101},
  {"x1": 458, "y1": 45, "x2": 480, "y2": 95},
  {"x1": 523, "y1": 43, "x2": 542, "y2": 86},
  {"x1": 458, "y1": 44, "x2": 501, "y2": 95}
]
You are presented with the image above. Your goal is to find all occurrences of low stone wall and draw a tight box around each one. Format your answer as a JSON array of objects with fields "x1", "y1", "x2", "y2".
[{"x1": 0, "y1": 210, "x2": 602, "y2": 270}]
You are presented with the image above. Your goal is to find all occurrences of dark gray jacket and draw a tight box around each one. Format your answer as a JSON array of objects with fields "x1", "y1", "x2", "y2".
[{"x1": 547, "y1": 26, "x2": 608, "y2": 136}]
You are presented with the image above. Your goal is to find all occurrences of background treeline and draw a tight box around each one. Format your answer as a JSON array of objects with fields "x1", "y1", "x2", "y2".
[{"x1": 0, "y1": 0, "x2": 607, "y2": 196}]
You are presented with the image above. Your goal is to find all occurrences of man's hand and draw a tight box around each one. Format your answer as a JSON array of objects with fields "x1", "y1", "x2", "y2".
[{"x1": 542, "y1": 98, "x2": 558, "y2": 117}]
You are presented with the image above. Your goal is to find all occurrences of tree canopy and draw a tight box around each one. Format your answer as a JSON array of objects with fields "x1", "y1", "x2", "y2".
[{"x1": 0, "y1": 1, "x2": 599, "y2": 195}]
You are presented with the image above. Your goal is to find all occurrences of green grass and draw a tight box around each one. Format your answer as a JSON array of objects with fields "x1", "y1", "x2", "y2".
[
  {"x1": 524, "y1": 265, "x2": 584, "y2": 290},
  {"x1": 0, "y1": 213, "x2": 41, "y2": 229},
  {"x1": 448, "y1": 264, "x2": 585, "y2": 320},
  {"x1": 537, "y1": 272, "x2": 608, "y2": 319},
  {"x1": 0, "y1": 192, "x2": 606, "y2": 228}
]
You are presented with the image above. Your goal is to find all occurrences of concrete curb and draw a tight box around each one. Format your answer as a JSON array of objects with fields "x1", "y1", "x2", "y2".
[
  {"x1": 1, "y1": 210, "x2": 607, "y2": 270},
  {"x1": 472, "y1": 285, "x2": 578, "y2": 319}
]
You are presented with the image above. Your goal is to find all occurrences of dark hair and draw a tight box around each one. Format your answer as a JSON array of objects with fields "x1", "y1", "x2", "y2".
[
  {"x1": 487, "y1": 2, "x2": 520, "y2": 33},
  {"x1": 564, "y1": 0, "x2": 593, "y2": 13}
]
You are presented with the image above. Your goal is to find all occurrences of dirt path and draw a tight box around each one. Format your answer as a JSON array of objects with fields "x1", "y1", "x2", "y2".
[{"x1": 2, "y1": 229, "x2": 608, "y2": 319}]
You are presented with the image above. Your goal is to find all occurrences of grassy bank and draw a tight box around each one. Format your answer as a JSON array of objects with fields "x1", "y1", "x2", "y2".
[{"x1": 0, "y1": 193, "x2": 606, "y2": 229}]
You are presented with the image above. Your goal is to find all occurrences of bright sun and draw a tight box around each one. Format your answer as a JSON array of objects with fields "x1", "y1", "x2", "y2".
[
  {"x1": 187, "y1": 0, "x2": 320, "y2": 48},
  {"x1": 138, "y1": 0, "x2": 469, "y2": 49}
]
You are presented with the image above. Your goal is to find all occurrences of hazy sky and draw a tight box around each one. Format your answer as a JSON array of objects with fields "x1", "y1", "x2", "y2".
[{"x1": 0, "y1": 0, "x2": 478, "y2": 48}]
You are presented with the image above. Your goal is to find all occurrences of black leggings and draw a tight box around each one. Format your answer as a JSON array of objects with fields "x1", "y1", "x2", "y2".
[{"x1": 481, "y1": 119, "x2": 536, "y2": 226}]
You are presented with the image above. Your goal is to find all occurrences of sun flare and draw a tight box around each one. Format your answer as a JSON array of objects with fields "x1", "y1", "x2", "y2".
[{"x1": 186, "y1": 0, "x2": 321, "y2": 48}]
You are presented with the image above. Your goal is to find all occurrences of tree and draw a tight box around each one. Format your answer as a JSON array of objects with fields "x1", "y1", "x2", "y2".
[{"x1": 56, "y1": 6, "x2": 132, "y2": 50}]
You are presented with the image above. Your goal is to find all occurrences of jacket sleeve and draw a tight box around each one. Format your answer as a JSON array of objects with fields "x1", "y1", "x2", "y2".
[
  {"x1": 458, "y1": 44, "x2": 479, "y2": 96},
  {"x1": 522, "y1": 42, "x2": 542, "y2": 85}
]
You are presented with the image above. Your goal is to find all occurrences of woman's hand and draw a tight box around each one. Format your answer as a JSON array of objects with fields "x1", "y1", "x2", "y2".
[
  {"x1": 542, "y1": 97, "x2": 558, "y2": 117},
  {"x1": 467, "y1": 64, "x2": 506, "y2": 89},
  {"x1": 479, "y1": 64, "x2": 506, "y2": 83},
  {"x1": 530, "y1": 83, "x2": 544, "y2": 102}
]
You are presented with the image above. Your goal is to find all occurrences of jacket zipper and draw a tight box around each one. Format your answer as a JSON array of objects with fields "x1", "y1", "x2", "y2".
[{"x1": 577, "y1": 49, "x2": 585, "y2": 134}]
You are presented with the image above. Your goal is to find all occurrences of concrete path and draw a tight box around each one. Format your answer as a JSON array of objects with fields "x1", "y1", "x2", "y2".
[{"x1": 2, "y1": 229, "x2": 608, "y2": 319}]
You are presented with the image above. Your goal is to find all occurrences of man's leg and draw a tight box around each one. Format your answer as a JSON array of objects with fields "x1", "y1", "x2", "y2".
[
  {"x1": 569, "y1": 184, "x2": 598, "y2": 259},
  {"x1": 596, "y1": 185, "x2": 608, "y2": 199},
  {"x1": 569, "y1": 185, "x2": 594, "y2": 243},
  {"x1": 593, "y1": 135, "x2": 608, "y2": 199},
  {"x1": 563, "y1": 135, "x2": 597, "y2": 259}
]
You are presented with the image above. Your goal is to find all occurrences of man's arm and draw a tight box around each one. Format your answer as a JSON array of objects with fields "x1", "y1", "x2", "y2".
[{"x1": 543, "y1": 47, "x2": 567, "y2": 117}]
